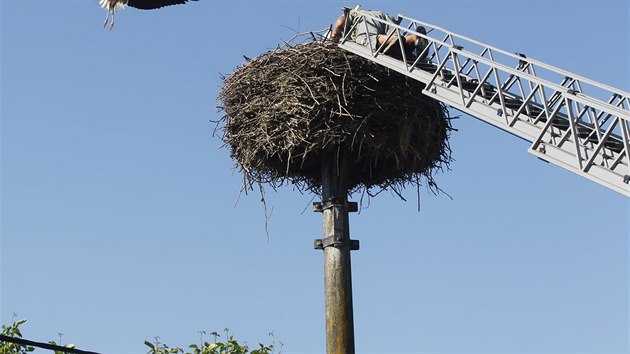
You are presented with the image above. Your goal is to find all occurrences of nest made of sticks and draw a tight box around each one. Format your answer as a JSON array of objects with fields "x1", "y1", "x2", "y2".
[{"x1": 218, "y1": 40, "x2": 453, "y2": 196}]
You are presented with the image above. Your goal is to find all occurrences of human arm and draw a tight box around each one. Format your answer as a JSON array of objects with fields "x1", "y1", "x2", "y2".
[{"x1": 331, "y1": 14, "x2": 346, "y2": 41}]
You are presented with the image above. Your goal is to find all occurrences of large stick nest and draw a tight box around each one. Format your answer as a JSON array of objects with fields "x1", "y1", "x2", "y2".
[{"x1": 218, "y1": 41, "x2": 453, "y2": 195}]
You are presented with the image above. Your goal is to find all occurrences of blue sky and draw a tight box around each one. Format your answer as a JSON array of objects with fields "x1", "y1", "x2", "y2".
[{"x1": 1, "y1": 1, "x2": 628, "y2": 353}]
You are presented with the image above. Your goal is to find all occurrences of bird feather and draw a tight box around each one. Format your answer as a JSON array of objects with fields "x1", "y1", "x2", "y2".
[{"x1": 126, "y1": 0, "x2": 198, "y2": 10}]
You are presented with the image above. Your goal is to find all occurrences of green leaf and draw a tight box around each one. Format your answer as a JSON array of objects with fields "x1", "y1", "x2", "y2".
[{"x1": 145, "y1": 340, "x2": 156, "y2": 349}]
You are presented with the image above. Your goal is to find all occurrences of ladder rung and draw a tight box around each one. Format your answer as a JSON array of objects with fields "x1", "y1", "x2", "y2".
[
  {"x1": 605, "y1": 138, "x2": 624, "y2": 153},
  {"x1": 491, "y1": 97, "x2": 522, "y2": 109},
  {"x1": 469, "y1": 79, "x2": 495, "y2": 93},
  {"x1": 459, "y1": 80, "x2": 479, "y2": 91},
  {"x1": 577, "y1": 126, "x2": 593, "y2": 139},
  {"x1": 527, "y1": 106, "x2": 543, "y2": 117},
  {"x1": 415, "y1": 62, "x2": 437, "y2": 73},
  {"x1": 536, "y1": 116, "x2": 570, "y2": 130}
]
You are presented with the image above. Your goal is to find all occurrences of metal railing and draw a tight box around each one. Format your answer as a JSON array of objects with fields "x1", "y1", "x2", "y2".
[{"x1": 335, "y1": 9, "x2": 630, "y2": 196}]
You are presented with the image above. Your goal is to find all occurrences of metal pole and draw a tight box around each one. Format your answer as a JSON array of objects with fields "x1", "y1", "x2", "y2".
[{"x1": 314, "y1": 153, "x2": 359, "y2": 354}]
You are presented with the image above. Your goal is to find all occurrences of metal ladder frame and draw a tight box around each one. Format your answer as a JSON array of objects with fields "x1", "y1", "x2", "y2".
[{"x1": 335, "y1": 10, "x2": 630, "y2": 196}]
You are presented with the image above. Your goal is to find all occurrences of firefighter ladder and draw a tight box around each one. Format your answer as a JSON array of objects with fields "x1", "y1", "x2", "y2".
[{"x1": 335, "y1": 10, "x2": 630, "y2": 197}]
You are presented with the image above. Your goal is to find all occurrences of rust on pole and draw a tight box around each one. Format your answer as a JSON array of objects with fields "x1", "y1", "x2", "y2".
[{"x1": 314, "y1": 152, "x2": 359, "y2": 354}]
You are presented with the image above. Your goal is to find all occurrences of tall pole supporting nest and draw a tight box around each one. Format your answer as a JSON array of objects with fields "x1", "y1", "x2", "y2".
[
  {"x1": 219, "y1": 30, "x2": 453, "y2": 354},
  {"x1": 314, "y1": 152, "x2": 360, "y2": 354}
]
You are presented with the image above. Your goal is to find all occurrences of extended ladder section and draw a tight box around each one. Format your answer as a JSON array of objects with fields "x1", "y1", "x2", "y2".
[{"x1": 335, "y1": 10, "x2": 630, "y2": 197}]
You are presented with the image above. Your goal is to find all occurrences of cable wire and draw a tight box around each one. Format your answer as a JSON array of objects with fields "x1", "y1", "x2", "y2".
[{"x1": 0, "y1": 334, "x2": 101, "y2": 354}]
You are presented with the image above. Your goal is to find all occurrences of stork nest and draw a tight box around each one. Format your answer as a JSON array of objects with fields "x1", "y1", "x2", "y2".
[{"x1": 218, "y1": 41, "x2": 453, "y2": 196}]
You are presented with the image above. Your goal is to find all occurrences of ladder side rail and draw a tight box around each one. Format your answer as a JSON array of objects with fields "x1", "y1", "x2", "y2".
[
  {"x1": 340, "y1": 37, "x2": 627, "y2": 149},
  {"x1": 397, "y1": 16, "x2": 630, "y2": 120},
  {"x1": 363, "y1": 17, "x2": 532, "y2": 110},
  {"x1": 341, "y1": 13, "x2": 626, "y2": 116},
  {"x1": 337, "y1": 41, "x2": 630, "y2": 196},
  {"x1": 569, "y1": 93, "x2": 629, "y2": 121},
  {"x1": 337, "y1": 18, "x2": 629, "y2": 195},
  {"x1": 425, "y1": 41, "x2": 627, "y2": 154},
  {"x1": 343, "y1": 19, "x2": 630, "y2": 147},
  {"x1": 600, "y1": 96, "x2": 630, "y2": 127},
  {"x1": 439, "y1": 46, "x2": 628, "y2": 119},
  {"x1": 398, "y1": 14, "x2": 630, "y2": 101},
  {"x1": 435, "y1": 46, "x2": 630, "y2": 122},
  {"x1": 526, "y1": 92, "x2": 628, "y2": 173}
]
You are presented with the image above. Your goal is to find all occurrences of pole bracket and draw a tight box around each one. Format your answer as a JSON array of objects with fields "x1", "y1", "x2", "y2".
[
  {"x1": 312, "y1": 198, "x2": 358, "y2": 213},
  {"x1": 314, "y1": 236, "x2": 360, "y2": 250}
]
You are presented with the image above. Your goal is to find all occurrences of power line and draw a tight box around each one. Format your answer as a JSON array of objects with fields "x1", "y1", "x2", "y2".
[{"x1": 0, "y1": 334, "x2": 101, "y2": 354}]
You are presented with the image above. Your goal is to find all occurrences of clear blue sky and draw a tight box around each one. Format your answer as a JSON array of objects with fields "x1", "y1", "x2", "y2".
[{"x1": 1, "y1": 1, "x2": 628, "y2": 353}]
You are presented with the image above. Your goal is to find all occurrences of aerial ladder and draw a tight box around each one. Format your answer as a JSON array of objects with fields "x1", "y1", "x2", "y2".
[{"x1": 334, "y1": 9, "x2": 630, "y2": 197}]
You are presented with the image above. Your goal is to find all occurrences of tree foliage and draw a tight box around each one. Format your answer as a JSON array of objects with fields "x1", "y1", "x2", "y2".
[
  {"x1": 1, "y1": 319, "x2": 278, "y2": 354},
  {"x1": 1, "y1": 318, "x2": 77, "y2": 354},
  {"x1": 144, "y1": 329, "x2": 278, "y2": 354},
  {"x1": 1, "y1": 318, "x2": 35, "y2": 354}
]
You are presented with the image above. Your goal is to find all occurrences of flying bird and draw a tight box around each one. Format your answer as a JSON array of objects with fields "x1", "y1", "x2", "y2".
[{"x1": 100, "y1": 0, "x2": 198, "y2": 30}]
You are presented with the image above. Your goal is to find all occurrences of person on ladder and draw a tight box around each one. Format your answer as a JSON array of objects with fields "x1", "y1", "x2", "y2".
[{"x1": 331, "y1": 5, "x2": 429, "y2": 61}]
